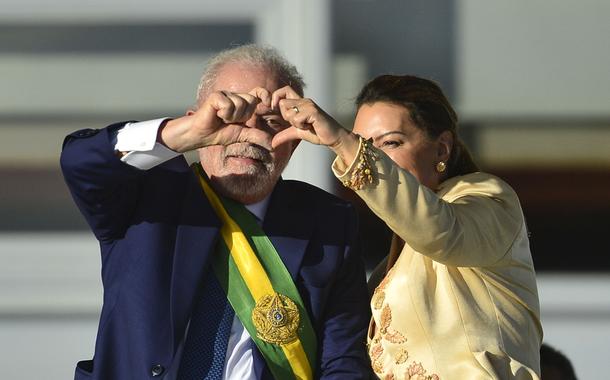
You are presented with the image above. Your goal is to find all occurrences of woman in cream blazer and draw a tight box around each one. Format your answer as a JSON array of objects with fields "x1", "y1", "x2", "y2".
[{"x1": 270, "y1": 75, "x2": 543, "y2": 379}]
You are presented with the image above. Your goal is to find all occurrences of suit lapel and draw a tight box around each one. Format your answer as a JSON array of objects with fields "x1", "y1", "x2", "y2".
[
  {"x1": 262, "y1": 179, "x2": 314, "y2": 282},
  {"x1": 170, "y1": 167, "x2": 221, "y2": 351}
]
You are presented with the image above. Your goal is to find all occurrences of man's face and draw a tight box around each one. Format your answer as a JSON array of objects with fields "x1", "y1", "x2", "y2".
[{"x1": 197, "y1": 63, "x2": 295, "y2": 204}]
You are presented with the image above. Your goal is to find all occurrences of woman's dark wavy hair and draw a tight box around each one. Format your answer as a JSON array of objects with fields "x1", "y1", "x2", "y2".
[{"x1": 355, "y1": 74, "x2": 478, "y2": 179}]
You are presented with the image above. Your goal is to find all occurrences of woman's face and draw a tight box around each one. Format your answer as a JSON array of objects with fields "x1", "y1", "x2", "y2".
[{"x1": 353, "y1": 101, "x2": 451, "y2": 190}]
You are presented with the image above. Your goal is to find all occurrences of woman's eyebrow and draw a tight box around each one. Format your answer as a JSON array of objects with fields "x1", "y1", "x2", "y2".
[{"x1": 374, "y1": 131, "x2": 407, "y2": 142}]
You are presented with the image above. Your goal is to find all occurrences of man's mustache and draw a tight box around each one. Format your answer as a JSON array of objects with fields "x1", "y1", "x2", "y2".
[{"x1": 224, "y1": 143, "x2": 272, "y2": 163}]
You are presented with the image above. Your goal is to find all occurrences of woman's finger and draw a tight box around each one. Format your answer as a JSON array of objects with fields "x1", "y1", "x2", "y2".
[
  {"x1": 271, "y1": 86, "x2": 302, "y2": 110},
  {"x1": 277, "y1": 99, "x2": 310, "y2": 130},
  {"x1": 272, "y1": 127, "x2": 302, "y2": 149},
  {"x1": 291, "y1": 112, "x2": 312, "y2": 130}
]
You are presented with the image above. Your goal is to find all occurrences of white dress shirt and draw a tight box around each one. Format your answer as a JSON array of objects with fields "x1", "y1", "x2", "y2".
[{"x1": 114, "y1": 119, "x2": 266, "y2": 380}]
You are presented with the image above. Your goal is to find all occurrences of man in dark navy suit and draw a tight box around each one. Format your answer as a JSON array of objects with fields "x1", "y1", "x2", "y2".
[{"x1": 61, "y1": 44, "x2": 370, "y2": 380}]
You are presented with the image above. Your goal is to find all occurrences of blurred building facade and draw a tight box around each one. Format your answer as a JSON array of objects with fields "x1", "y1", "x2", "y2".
[{"x1": 1, "y1": 0, "x2": 609, "y2": 378}]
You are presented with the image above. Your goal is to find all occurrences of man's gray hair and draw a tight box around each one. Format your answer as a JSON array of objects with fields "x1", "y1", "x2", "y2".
[{"x1": 195, "y1": 44, "x2": 305, "y2": 104}]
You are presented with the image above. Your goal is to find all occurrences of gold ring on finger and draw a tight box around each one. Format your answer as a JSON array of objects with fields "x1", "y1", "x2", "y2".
[{"x1": 292, "y1": 106, "x2": 299, "y2": 113}]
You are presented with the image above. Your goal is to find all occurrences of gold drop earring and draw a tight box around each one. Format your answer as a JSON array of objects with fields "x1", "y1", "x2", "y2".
[{"x1": 436, "y1": 161, "x2": 446, "y2": 173}]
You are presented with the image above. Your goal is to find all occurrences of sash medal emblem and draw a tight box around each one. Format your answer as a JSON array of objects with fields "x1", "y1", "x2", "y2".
[{"x1": 252, "y1": 292, "x2": 300, "y2": 345}]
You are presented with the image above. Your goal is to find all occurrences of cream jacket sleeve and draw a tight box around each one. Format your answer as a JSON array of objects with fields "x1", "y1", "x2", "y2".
[{"x1": 333, "y1": 147, "x2": 524, "y2": 267}]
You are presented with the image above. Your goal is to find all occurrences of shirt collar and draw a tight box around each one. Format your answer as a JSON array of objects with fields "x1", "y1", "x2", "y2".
[{"x1": 244, "y1": 195, "x2": 271, "y2": 222}]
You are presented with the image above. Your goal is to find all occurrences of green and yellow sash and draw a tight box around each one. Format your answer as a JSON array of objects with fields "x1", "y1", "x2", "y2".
[{"x1": 192, "y1": 164, "x2": 317, "y2": 380}]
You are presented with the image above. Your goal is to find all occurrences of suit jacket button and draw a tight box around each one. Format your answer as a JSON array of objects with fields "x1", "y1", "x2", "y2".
[{"x1": 151, "y1": 364, "x2": 164, "y2": 377}]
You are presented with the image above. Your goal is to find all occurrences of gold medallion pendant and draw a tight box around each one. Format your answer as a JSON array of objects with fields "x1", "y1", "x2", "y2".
[{"x1": 252, "y1": 292, "x2": 300, "y2": 345}]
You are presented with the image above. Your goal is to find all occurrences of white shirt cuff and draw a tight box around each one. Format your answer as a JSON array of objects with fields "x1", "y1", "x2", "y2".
[{"x1": 114, "y1": 118, "x2": 180, "y2": 170}]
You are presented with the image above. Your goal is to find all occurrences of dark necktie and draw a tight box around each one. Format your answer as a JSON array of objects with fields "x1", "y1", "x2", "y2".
[{"x1": 177, "y1": 272, "x2": 235, "y2": 380}]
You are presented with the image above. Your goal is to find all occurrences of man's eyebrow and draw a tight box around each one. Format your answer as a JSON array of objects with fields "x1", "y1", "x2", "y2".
[{"x1": 373, "y1": 131, "x2": 407, "y2": 142}]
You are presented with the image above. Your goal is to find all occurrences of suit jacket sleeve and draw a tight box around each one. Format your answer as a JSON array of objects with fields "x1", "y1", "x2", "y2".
[
  {"x1": 334, "y1": 150, "x2": 524, "y2": 267},
  {"x1": 318, "y1": 204, "x2": 372, "y2": 379},
  {"x1": 60, "y1": 123, "x2": 147, "y2": 242}
]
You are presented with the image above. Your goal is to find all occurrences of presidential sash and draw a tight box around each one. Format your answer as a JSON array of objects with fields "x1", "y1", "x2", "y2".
[{"x1": 192, "y1": 164, "x2": 317, "y2": 380}]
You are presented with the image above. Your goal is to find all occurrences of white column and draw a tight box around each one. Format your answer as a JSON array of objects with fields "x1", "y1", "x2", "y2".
[{"x1": 257, "y1": 0, "x2": 334, "y2": 191}]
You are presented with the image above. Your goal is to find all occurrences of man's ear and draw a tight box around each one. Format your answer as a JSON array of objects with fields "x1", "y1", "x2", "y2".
[{"x1": 437, "y1": 130, "x2": 453, "y2": 162}]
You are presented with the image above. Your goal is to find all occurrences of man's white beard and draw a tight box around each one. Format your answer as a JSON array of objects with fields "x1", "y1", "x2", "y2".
[{"x1": 212, "y1": 144, "x2": 290, "y2": 204}]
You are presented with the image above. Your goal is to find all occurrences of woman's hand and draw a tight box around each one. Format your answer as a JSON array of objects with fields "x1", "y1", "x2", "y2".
[{"x1": 271, "y1": 86, "x2": 360, "y2": 165}]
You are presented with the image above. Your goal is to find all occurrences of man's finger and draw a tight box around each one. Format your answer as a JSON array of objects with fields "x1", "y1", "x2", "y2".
[
  {"x1": 239, "y1": 93, "x2": 262, "y2": 122},
  {"x1": 236, "y1": 92, "x2": 259, "y2": 104},
  {"x1": 235, "y1": 128, "x2": 273, "y2": 151},
  {"x1": 210, "y1": 92, "x2": 236, "y2": 122},
  {"x1": 225, "y1": 93, "x2": 260, "y2": 122},
  {"x1": 249, "y1": 87, "x2": 271, "y2": 107},
  {"x1": 223, "y1": 93, "x2": 248, "y2": 121},
  {"x1": 207, "y1": 91, "x2": 233, "y2": 111}
]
